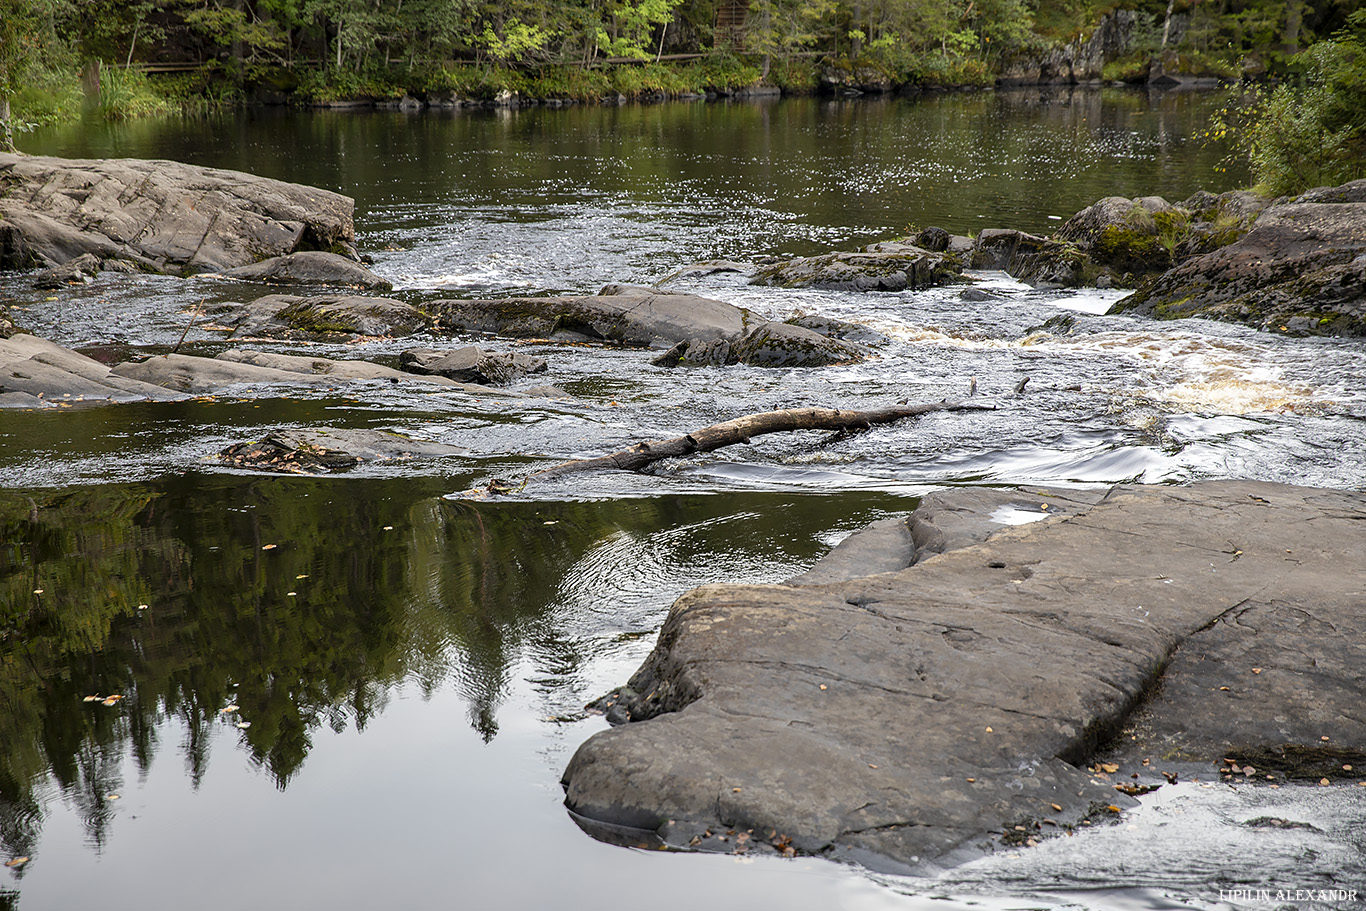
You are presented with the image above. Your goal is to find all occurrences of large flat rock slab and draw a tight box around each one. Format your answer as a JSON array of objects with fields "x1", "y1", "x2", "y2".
[
  {"x1": 0, "y1": 153, "x2": 356, "y2": 275},
  {"x1": 562, "y1": 481, "x2": 1366, "y2": 871}
]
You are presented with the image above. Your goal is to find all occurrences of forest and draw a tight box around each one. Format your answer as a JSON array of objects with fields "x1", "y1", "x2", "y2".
[{"x1": 1, "y1": 0, "x2": 1358, "y2": 116}]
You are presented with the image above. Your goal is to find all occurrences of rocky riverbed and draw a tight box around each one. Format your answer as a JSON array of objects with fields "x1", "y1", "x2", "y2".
[{"x1": 2, "y1": 145, "x2": 1363, "y2": 907}]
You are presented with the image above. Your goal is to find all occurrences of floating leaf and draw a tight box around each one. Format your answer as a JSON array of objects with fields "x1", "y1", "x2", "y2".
[
  {"x1": 106, "y1": 794, "x2": 120, "y2": 801},
  {"x1": 4, "y1": 857, "x2": 28, "y2": 868},
  {"x1": 262, "y1": 544, "x2": 277, "y2": 550},
  {"x1": 1251, "y1": 667, "x2": 1262, "y2": 674},
  {"x1": 1050, "y1": 803, "x2": 1063, "y2": 811},
  {"x1": 220, "y1": 705, "x2": 239, "y2": 713},
  {"x1": 985, "y1": 727, "x2": 993, "y2": 733},
  {"x1": 1319, "y1": 778, "x2": 1331, "y2": 786},
  {"x1": 818, "y1": 684, "x2": 827, "y2": 690},
  {"x1": 867, "y1": 763, "x2": 878, "y2": 769},
  {"x1": 296, "y1": 574, "x2": 309, "y2": 579},
  {"x1": 236, "y1": 721, "x2": 251, "y2": 729},
  {"x1": 32, "y1": 589, "x2": 43, "y2": 595},
  {"x1": 83, "y1": 695, "x2": 100, "y2": 702}
]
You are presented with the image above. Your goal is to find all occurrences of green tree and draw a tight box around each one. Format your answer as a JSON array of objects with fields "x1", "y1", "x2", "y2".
[
  {"x1": 0, "y1": 0, "x2": 74, "y2": 151},
  {"x1": 1221, "y1": 9, "x2": 1366, "y2": 195}
]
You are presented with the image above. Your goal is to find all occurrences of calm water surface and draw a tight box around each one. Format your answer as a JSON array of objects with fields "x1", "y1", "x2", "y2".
[{"x1": 2, "y1": 90, "x2": 1364, "y2": 910}]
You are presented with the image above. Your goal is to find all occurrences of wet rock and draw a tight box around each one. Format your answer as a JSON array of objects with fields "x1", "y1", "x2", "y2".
[
  {"x1": 562, "y1": 481, "x2": 1366, "y2": 871},
  {"x1": 217, "y1": 251, "x2": 392, "y2": 290},
  {"x1": 218, "y1": 426, "x2": 466, "y2": 474},
  {"x1": 221, "y1": 293, "x2": 434, "y2": 341},
  {"x1": 112, "y1": 353, "x2": 341, "y2": 393},
  {"x1": 0, "y1": 334, "x2": 187, "y2": 405},
  {"x1": 784, "y1": 314, "x2": 890, "y2": 346},
  {"x1": 399, "y1": 346, "x2": 548, "y2": 385},
  {"x1": 960, "y1": 287, "x2": 997, "y2": 302},
  {"x1": 0, "y1": 152, "x2": 356, "y2": 275},
  {"x1": 427, "y1": 292, "x2": 748, "y2": 347},
  {"x1": 113, "y1": 349, "x2": 514, "y2": 397},
  {"x1": 730, "y1": 322, "x2": 869, "y2": 367},
  {"x1": 971, "y1": 229, "x2": 1085, "y2": 287},
  {"x1": 650, "y1": 338, "x2": 733, "y2": 368},
  {"x1": 429, "y1": 291, "x2": 869, "y2": 368},
  {"x1": 1115, "y1": 180, "x2": 1366, "y2": 337},
  {"x1": 33, "y1": 253, "x2": 104, "y2": 289},
  {"x1": 915, "y1": 226, "x2": 951, "y2": 252},
  {"x1": 751, "y1": 241, "x2": 964, "y2": 292},
  {"x1": 661, "y1": 261, "x2": 753, "y2": 281}
]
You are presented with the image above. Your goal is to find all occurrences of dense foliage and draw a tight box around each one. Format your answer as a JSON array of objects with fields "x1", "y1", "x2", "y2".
[
  {"x1": 1239, "y1": 10, "x2": 1366, "y2": 194},
  {"x1": 0, "y1": 0, "x2": 1359, "y2": 122}
]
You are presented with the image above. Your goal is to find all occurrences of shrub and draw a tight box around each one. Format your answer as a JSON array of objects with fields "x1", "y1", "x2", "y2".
[{"x1": 1209, "y1": 11, "x2": 1366, "y2": 195}]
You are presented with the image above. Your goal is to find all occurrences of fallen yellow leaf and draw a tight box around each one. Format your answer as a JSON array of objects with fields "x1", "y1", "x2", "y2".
[
  {"x1": 262, "y1": 544, "x2": 277, "y2": 550},
  {"x1": 4, "y1": 857, "x2": 28, "y2": 868},
  {"x1": 1050, "y1": 803, "x2": 1063, "y2": 811}
]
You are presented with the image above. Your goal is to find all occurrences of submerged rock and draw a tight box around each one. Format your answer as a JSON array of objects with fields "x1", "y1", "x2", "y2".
[
  {"x1": 218, "y1": 427, "x2": 466, "y2": 473},
  {"x1": 729, "y1": 322, "x2": 868, "y2": 367},
  {"x1": 0, "y1": 153, "x2": 357, "y2": 275},
  {"x1": 562, "y1": 481, "x2": 1366, "y2": 871},
  {"x1": 430, "y1": 291, "x2": 870, "y2": 368},
  {"x1": 217, "y1": 251, "x2": 392, "y2": 290},
  {"x1": 751, "y1": 241, "x2": 964, "y2": 291},
  {"x1": 428, "y1": 292, "x2": 747, "y2": 347},
  {"x1": 400, "y1": 346, "x2": 548, "y2": 385}
]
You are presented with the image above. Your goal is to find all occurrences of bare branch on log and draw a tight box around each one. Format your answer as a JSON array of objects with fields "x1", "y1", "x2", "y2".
[{"x1": 518, "y1": 400, "x2": 994, "y2": 485}]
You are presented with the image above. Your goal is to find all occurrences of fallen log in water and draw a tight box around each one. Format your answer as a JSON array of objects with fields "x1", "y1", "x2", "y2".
[{"x1": 485, "y1": 400, "x2": 994, "y2": 491}]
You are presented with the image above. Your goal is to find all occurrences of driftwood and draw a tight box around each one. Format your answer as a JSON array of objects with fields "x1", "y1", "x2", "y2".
[{"x1": 498, "y1": 400, "x2": 992, "y2": 488}]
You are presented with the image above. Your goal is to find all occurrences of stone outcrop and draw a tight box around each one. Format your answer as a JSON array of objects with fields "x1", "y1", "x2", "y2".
[
  {"x1": 1115, "y1": 180, "x2": 1366, "y2": 336},
  {"x1": 218, "y1": 293, "x2": 434, "y2": 341},
  {"x1": 0, "y1": 153, "x2": 358, "y2": 275},
  {"x1": 998, "y1": 11, "x2": 1136, "y2": 85},
  {"x1": 562, "y1": 481, "x2": 1366, "y2": 871}
]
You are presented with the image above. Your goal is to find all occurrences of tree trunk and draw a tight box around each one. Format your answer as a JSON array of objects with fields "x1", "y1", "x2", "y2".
[
  {"x1": 0, "y1": 98, "x2": 14, "y2": 153},
  {"x1": 496, "y1": 401, "x2": 992, "y2": 488},
  {"x1": 1282, "y1": 0, "x2": 1302, "y2": 55}
]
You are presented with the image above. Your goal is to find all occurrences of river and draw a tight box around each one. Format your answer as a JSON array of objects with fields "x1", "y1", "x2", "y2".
[{"x1": 1, "y1": 89, "x2": 1364, "y2": 911}]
